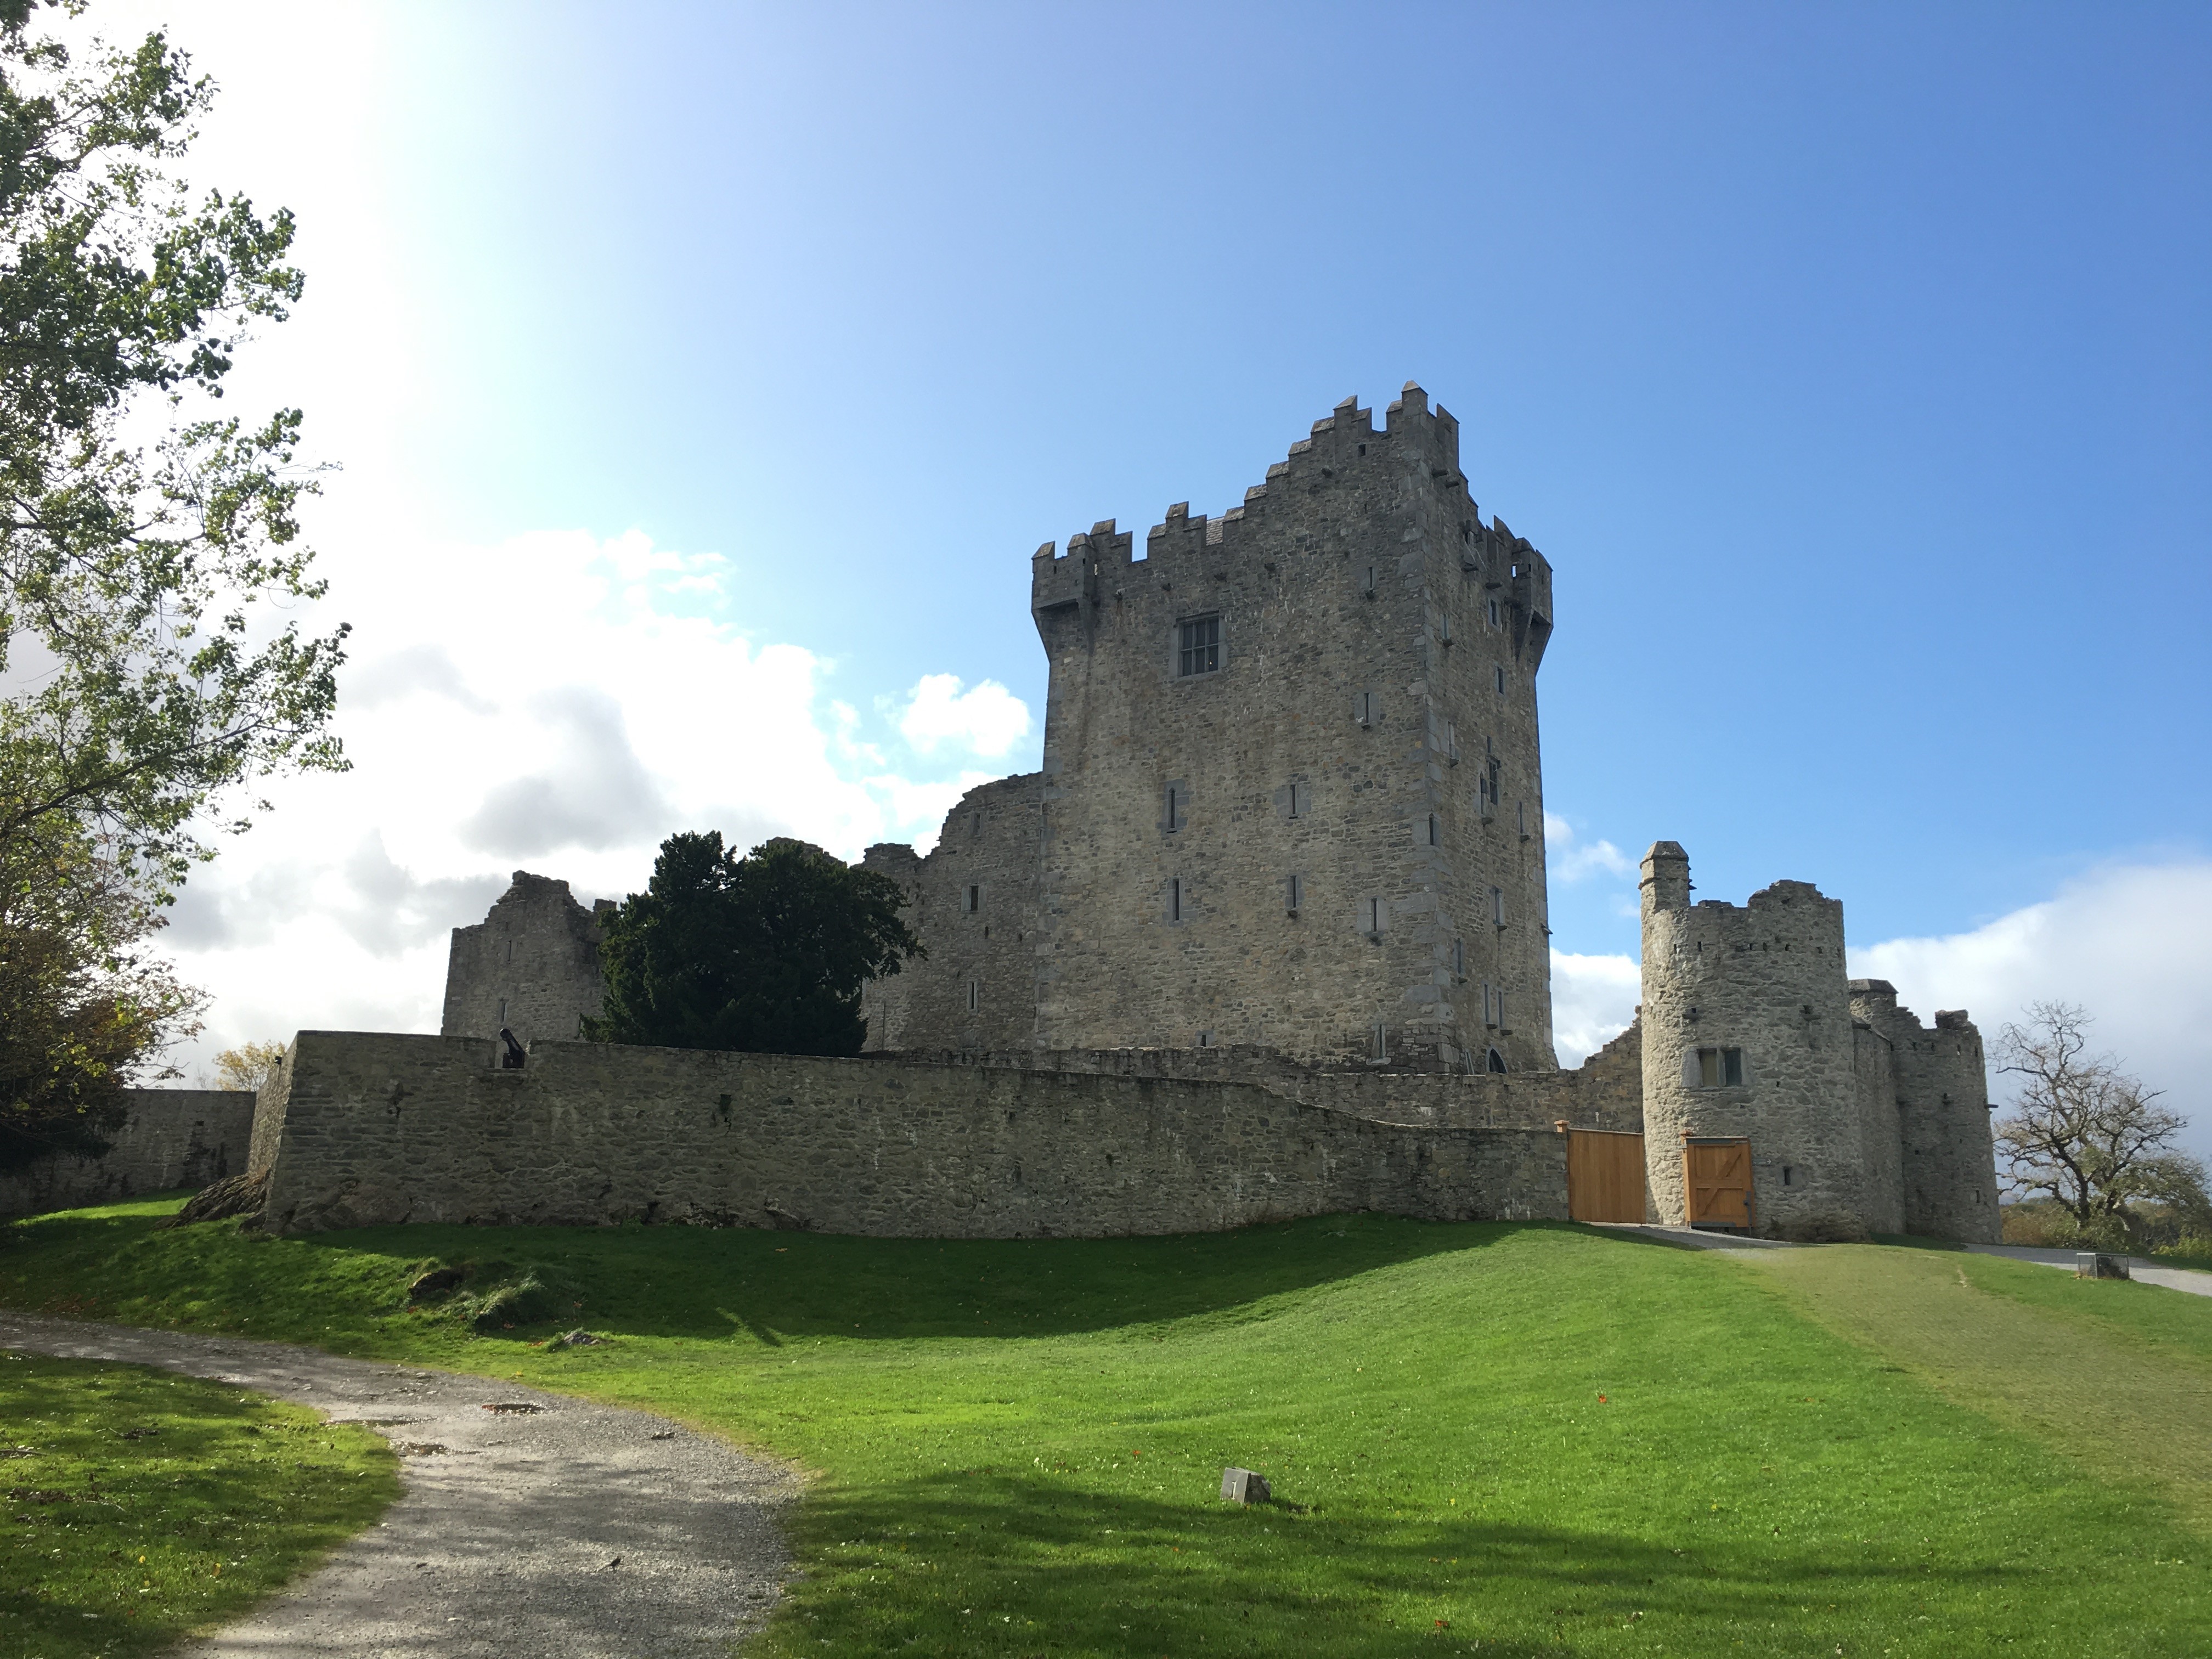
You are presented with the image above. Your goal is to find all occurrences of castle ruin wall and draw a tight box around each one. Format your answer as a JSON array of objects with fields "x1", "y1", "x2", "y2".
[
  {"x1": 247, "y1": 1032, "x2": 1571, "y2": 1238},
  {"x1": 439, "y1": 872, "x2": 612, "y2": 1045},
  {"x1": 0, "y1": 1089, "x2": 256, "y2": 1218}
]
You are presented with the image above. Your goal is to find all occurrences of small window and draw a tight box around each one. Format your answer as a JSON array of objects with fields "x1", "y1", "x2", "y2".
[
  {"x1": 967, "y1": 980, "x2": 980, "y2": 1012},
  {"x1": 1362, "y1": 564, "x2": 1376, "y2": 597},
  {"x1": 1517, "y1": 800, "x2": 1527, "y2": 838},
  {"x1": 964, "y1": 884, "x2": 980, "y2": 913},
  {"x1": 1491, "y1": 885, "x2": 1505, "y2": 927},
  {"x1": 505, "y1": 938, "x2": 515, "y2": 962},
  {"x1": 1170, "y1": 878, "x2": 1183, "y2": 923},
  {"x1": 1488, "y1": 597, "x2": 1500, "y2": 627},
  {"x1": 1444, "y1": 721, "x2": 1459, "y2": 763},
  {"x1": 498, "y1": 997, "x2": 507, "y2": 1023},
  {"x1": 1494, "y1": 664, "x2": 1506, "y2": 695},
  {"x1": 1372, "y1": 1021, "x2": 1388, "y2": 1060},
  {"x1": 1164, "y1": 785, "x2": 1182, "y2": 832},
  {"x1": 1696, "y1": 1047, "x2": 1745, "y2": 1087},
  {"x1": 1487, "y1": 1046, "x2": 1508, "y2": 1073},
  {"x1": 1781, "y1": 1165, "x2": 1795, "y2": 1187},
  {"x1": 1287, "y1": 781, "x2": 1303, "y2": 818},
  {"x1": 1427, "y1": 813, "x2": 1440, "y2": 847},
  {"x1": 1481, "y1": 983, "x2": 1496, "y2": 1026},
  {"x1": 1177, "y1": 615, "x2": 1220, "y2": 677},
  {"x1": 1452, "y1": 938, "x2": 1465, "y2": 977},
  {"x1": 1197, "y1": 1029, "x2": 1214, "y2": 1048},
  {"x1": 1356, "y1": 690, "x2": 1375, "y2": 727},
  {"x1": 1440, "y1": 611, "x2": 1453, "y2": 645},
  {"x1": 1286, "y1": 872, "x2": 1303, "y2": 913},
  {"x1": 1366, "y1": 896, "x2": 1384, "y2": 934}
]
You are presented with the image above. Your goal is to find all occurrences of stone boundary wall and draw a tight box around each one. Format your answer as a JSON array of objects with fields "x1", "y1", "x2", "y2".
[
  {"x1": 0, "y1": 1089, "x2": 256, "y2": 1218},
  {"x1": 870, "y1": 1020, "x2": 1644, "y2": 1134},
  {"x1": 251, "y1": 1032, "x2": 1570, "y2": 1238}
]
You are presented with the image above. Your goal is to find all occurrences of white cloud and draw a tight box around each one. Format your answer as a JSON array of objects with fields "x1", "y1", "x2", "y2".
[
  {"x1": 1545, "y1": 811, "x2": 1634, "y2": 884},
  {"x1": 159, "y1": 524, "x2": 1014, "y2": 1072},
  {"x1": 895, "y1": 673, "x2": 1033, "y2": 758},
  {"x1": 1550, "y1": 949, "x2": 1641, "y2": 1067},
  {"x1": 1852, "y1": 859, "x2": 2212, "y2": 1157}
]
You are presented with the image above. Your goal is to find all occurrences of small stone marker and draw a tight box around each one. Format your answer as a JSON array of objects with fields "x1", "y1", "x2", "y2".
[
  {"x1": 2075, "y1": 1252, "x2": 2130, "y2": 1280},
  {"x1": 1221, "y1": 1466, "x2": 1270, "y2": 1505}
]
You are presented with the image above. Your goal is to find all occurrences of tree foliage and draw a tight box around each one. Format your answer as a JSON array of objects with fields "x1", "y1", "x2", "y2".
[
  {"x1": 0, "y1": 2, "x2": 342, "y2": 1161},
  {"x1": 0, "y1": 821, "x2": 200, "y2": 1169},
  {"x1": 1993, "y1": 1000, "x2": 2204, "y2": 1249},
  {"x1": 210, "y1": 1037, "x2": 282, "y2": 1093},
  {"x1": 584, "y1": 832, "x2": 921, "y2": 1057},
  {"x1": 0, "y1": 0, "x2": 347, "y2": 898}
]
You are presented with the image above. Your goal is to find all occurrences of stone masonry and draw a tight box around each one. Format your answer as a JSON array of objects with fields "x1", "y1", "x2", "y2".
[
  {"x1": 247, "y1": 1032, "x2": 1569, "y2": 1238},
  {"x1": 863, "y1": 385, "x2": 1556, "y2": 1074},
  {"x1": 440, "y1": 871, "x2": 613, "y2": 1045},
  {"x1": 0, "y1": 1089, "x2": 255, "y2": 1218},
  {"x1": 1639, "y1": 842, "x2": 2000, "y2": 1242}
]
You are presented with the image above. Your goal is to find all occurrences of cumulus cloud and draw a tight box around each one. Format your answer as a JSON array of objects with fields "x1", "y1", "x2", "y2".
[
  {"x1": 1551, "y1": 949, "x2": 1641, "y2": 1066},
  {"x1": 895, "y1": 673, "x2": 1032, "y2": 758},
  {"x1": 1852, "y1": 859, "x2": 2212, "y2": 1156},
  {"x1": 159, "y1": 524, "x2": 1028, "y2": 1070},
  {"x1": 1545, "y1": 811, "x2": 1634, "y2": 884}
]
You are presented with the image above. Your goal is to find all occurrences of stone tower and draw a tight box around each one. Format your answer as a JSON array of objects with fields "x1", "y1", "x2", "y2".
[
  {"x1": 1637, "y1": 842, "x2": 1879, "y2": 1235},
  {"x1": 440, "y1": 872, "x2": 613, "y2": 1045},
  {"x1": 864, "y1": 383, "x2": 1560, "y2": 1071},
  {"x1": 1849, "y1": 980, "x2": 2001, "y2": 1243}
]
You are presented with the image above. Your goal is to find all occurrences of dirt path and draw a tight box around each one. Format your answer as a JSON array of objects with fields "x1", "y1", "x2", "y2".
[{"x1": 0, "y1": 1313, "x2": 797, "y2": 1658}]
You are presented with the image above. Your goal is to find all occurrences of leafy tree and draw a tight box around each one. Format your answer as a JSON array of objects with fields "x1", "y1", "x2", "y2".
[
  {"x1": 211, "y1": 1037, "x2": 283, "y2": 1093},
  {"x1": 0, "y1": 821, "x2": 201, "y2": 1169},
  {"x1": 0, "y1": 3, "x2": 343, "y2": 1163},
  {"x1": 1994, "y1": 1001, "x2": 2204, "y2": 1250},
  {"x1": 584, "y1": 832, "x2": 921, "y2": 1056},
  {"x1": 0, "y1": 1, "x2": 348, "y2": 898}
]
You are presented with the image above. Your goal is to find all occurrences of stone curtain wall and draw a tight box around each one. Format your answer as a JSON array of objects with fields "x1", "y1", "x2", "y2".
[
  {"x1": 870, "y1": 386, "x2": 1559, "y2": 1074},
  {"x1": 0, "y1": 1089, "x2": 256, "y2": 1217},
  {"x1": 1852, "y1": 982, "x2": 2001, "y2": 1244},
  {"x1": 251, "y1": 1032, "x2": 1570, "y2": 1238},
  {"x1": 440, "y1": 872, "x2": 612, "y2": 1045},
  {"x1": 873, "y1": 1033, "x2": 1644, "y2": 1133}
]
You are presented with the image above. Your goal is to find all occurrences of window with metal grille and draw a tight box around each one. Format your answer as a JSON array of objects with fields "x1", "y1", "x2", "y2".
[{"x1": 1177, "y1": 615, "x2": 1220, "y2": 676}]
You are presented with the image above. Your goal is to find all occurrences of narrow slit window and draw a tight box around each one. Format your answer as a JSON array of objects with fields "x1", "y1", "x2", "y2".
[
  {"x1": 1517, "y1": 800, "x2": 1527, "y2": 837},
  {"x1": 1170, "y1": 878, "x2": 1183, "y2": 923},
  {"x1": 1356, "y1": 691, "x2": 1374, "y2": 726},
  {"x1": 1488, "y1": 597, "x2": 1501, "y2": 627},
  {"x1": 1491, "y1": 885, "x2": 1506, "y2": 927},
  {"x1": 1367, "y1": 896, "x2": 1383, "y2": 934},
  {"x1": 1286, "y1": 872, "x2": 1303, "y2": 913},
  {"x1": 1781, "y1": 1165, "x2": 1795, "y2": 1187},
  {"x1": 1452, "y1": 938, "x2": 1465, "y2": 977},
  {"x1": 1372, "y1": 1022, "x2": 1387, "y2": 1060},
  {"x1": 1362, "y1": 565, "x2": 1376, "y2": 596},
  {"x1": 965, "y1": 884, "x2": 980, "y2": 913},
  {"x1": 1494, "y1": 664, "x2": 1507, "y2": 695},
  {"x1": 1164, "y1": 785, "x2": 1181, "y2": 832},
  {"x1": 1286, "y1": 781, "x2": 1302, "y2": 818},
  {"x1": 498, "y1": 997, "x2": 507, "y2": 1024},
  {"x1": 1441, "y1": 611, "x2": 1453, "y2": 645},
  {"x1": 1177, "y1": 615, "x2": 1220, "y2": 677},
  {"x1": 967, "y1": 981, "x2": 979, "y2": 1013},
  {"x1": 1427, "y1": 813, "x2": 1440, "y2": 846}
]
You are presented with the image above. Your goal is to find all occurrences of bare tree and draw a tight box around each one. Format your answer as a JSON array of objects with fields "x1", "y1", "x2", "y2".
[{"x1": 1994, "y1": 1001, "x2": 2200, "y2": 1245}]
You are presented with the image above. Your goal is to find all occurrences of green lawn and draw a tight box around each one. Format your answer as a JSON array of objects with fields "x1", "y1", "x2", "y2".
[
  {"x1": 0, "y1": 1345, "x2": 398, "y2": 1659},
  {"x1": 5, "y1": 1198, "x2": 2209, "y2": 1656}
]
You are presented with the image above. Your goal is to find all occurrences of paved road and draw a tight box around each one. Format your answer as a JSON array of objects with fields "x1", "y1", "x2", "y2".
[
  {"x1": 1963, "y1": 1243, "x2": 2212, "y2": 1299},
  {"x1": 0, "y1": 1314, "x2": 797, "y2": 1658}
]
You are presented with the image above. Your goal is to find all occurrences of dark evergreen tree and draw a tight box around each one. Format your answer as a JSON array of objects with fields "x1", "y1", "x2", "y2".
[{"x1": 584, "y1": 833, "x2": 921, "y2": 1056}]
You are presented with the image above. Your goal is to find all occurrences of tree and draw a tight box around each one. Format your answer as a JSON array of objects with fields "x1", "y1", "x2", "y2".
[
  {"x1": 1994, "y1": 1001, "x2": 2203, "y2": 1249},
  {"x1": 0, "y1": 2, "x2": 348, "y2": 898},
  {"x1": 0, "y1": 821, "x2": 201, "y2": 1169},
  {"x1": 0, "y1": 4, "x2": 343, "y2": 1160},
  {"x1": 584, "y1": 832, "x2": 921, "y2": 1056},
  {"x1": 211, "y1": 1037, "x2": 283, "y2": 1093}
]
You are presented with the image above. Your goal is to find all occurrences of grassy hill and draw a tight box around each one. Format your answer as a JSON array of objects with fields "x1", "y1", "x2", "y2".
[{"x1": 4, "y1": 1200, "x2": 2208, "y2": 1656}]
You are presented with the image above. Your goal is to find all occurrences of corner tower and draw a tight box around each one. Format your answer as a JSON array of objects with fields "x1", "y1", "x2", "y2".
[{"x1": 1025, "y1": 385, "x2": 1557, "y2": 1070}]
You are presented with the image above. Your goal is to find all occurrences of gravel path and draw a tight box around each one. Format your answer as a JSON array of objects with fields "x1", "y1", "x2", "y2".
[{"x1": 0, "y1": 1314, "x2": 797, "y2": 1658}]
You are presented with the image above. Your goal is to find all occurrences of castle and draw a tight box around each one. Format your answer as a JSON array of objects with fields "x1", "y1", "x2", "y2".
[{"x1": 416, "y1": 384, "x2": 1999, "y2": 1244}]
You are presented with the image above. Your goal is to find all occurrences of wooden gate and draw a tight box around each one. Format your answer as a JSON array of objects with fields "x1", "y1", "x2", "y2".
[
  {"x1": 1566, "y1": 1130, "x2": 1646, "y2": 1223},
  {"x1": 1684, "y1": 1138, "x2": 1753, "y2": 1230}
]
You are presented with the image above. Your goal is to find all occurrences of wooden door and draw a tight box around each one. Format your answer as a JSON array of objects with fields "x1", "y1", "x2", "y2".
[
  {"x1": 1566, "y1": 1130, "x2": 1647, "y2": 1223},
  {"x1": 1684, "y1": 1138, "x2": 1753, "y2": 1230}
]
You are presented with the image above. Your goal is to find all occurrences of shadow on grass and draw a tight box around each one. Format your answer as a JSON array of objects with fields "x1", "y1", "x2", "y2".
[
  {"x1": 776, "y1": 1469, "x2": 2017, "y2": 1657},
  {"x1": 2, "y1": 1206, "x2": 1572, "y2": 1345}
]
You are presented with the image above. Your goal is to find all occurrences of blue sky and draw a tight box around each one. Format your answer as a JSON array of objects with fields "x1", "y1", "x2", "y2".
[{"x1": 89, "y1": 3, "x2": 2209, "y2": 1135}]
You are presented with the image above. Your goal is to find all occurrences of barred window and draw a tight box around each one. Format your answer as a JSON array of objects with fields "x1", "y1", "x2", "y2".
[{"x1": 1177, "y1": 615, "x2": 1220, "y2": 677}]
